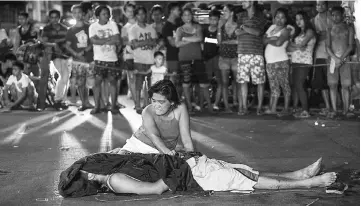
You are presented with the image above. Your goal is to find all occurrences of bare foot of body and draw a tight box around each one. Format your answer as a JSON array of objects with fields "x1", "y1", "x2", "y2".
[
  {"x1": 308, "y1": 172, "x2": 337, "y2": 188},
  {"x1": 293, "y1": 158, "x2": 322, "y2": 180}
]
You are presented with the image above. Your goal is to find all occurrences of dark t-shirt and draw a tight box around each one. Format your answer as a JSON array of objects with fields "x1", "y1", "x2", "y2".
[
  {"x1": 65, "y1": 24, "x2": 93, "y2": 62},
  {"x1": 162, "y1": 21, "x2": 179, "y2": 61},
  {"x1": 42, "y1": 23, "x2": 68, "y2": 59},
  {"x1": 203, "y1": 27, "x2": 219, "y2": 61}
]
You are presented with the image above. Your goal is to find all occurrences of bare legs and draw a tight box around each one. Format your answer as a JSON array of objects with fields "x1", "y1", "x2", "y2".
[{"x1": 255, "y1": 158, "x2": 337, "y2": 190}]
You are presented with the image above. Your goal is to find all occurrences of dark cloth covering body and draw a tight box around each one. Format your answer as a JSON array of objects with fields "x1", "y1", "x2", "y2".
[{"x1": 58, "y1": 152, "x2": 202, "y2": 198}]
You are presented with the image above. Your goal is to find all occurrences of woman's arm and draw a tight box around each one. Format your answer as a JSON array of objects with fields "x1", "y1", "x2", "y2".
[
  {"x1": 90, "y1": 36, "x2": 110, "y2": 45},
  {"x1": 267, "y1": 29, "x2": 290, "y2": 47},
  {"x1": 175, "y1": 27, "x2": 190, "y2": 48},
  {"x1": 178, "y1": 103, "x2": 194, "y2": 152},
  {"x1": 142, "y1": 107, "x2": 173, "y2": 154},
  {"x1": 182, "y1": 25, "x2": 203, "y2": 42},
  {"x1": 294, "y1": 29, "x2": 315, "y2": 48}
]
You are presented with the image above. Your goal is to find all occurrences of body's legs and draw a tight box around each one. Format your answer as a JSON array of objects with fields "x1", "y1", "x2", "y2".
[{"x1": 254, "y1": 172, "x2": 337, "y2": 190}]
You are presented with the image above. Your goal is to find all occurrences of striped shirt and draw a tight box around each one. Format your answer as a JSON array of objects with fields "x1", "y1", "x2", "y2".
[{"x1": 237, "y1": 11, "x2": 266, "y2": 55}]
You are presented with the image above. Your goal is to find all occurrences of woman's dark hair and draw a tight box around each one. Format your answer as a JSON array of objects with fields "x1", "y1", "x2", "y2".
[
  {"x1": 13, "y1": 61, "x2": 24, "y2": 71},
  {"x1": 182, "y1": 7, "x2": 193, "y2": 17},
  {"x1": 293, "y1": 11, "x2": 315, "y2": 42},
  {"x1": 148, "y1": 80, "x2": 181, "y2": 106},
  {"x1": 94, "y1": 5, "x2": 111, "y2": 18},
  {"x1": 274, "y1": 7, "x2": 290, "y2": 25},
  {"x1": 49, "y1": 9, "x2": 61, "y2": 18},
  {"x1": 19, "y1": 12, "x2": 29, "y2": 19},
  {"x1": 135, "y1": 6, "x2": 147, "y2": 16},
  {"x1": 224, "y1": 4, "x2": 238, "y2": 22},
  {"x1": 80, "y1": 1, "x2": 92, "y2": 14},
  {"x1": 151, "y1": 5, "x2": 163, "y2": 15}
]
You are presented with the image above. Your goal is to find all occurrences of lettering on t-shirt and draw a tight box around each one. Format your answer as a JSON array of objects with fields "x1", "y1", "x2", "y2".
[
  {"x1": 75, "y1": 30, "x2": 88, "y2": 48},
  {"x1": 139, "y1": 32, "x2": 154, "y2": 50}
]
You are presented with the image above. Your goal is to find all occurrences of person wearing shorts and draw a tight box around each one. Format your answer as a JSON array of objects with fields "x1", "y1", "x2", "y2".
[
  {"x1": 65, "y1": 4, "x2": 94, "y2": 111},
  {"x1": 121, "y1": 3, "x2": 137, "y2": 105},
  {"x1": 176, "y1": 8, "x2": 211, "y2": 113},
  {"x1": 89, "y1": 5, "x2": 121, "y2": 115},
  {"x1": 311, "y1": 0, "x2": 333, "y2": 116},
  {"x1": 326, "y1": 6, "x2": 355, "y2": 118},
  {"x1": 129, "y1": 6, "x2": 158, "y2": 114},
  {"x1": 236, "y1": 1, "x2": 267, "y2": 115},
  {"x1": 162, "y1": 3, "x2": 181, "y2": 91}
]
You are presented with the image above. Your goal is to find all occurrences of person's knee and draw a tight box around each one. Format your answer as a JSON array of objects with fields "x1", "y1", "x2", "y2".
[{"x1": 341, "y1": 84, "x2": 350, "y2": 90}]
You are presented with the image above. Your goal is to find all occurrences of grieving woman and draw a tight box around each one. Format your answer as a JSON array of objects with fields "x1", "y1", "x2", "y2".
[{"x1": 110, "y1": 80, "x2": 194, "y2": 155}]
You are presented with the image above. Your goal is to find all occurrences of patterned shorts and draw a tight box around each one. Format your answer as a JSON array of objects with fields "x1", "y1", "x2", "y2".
[
  {"x1": 94, "y1": 60, "x2": 122, "y2": 79},
  {"x1": 237, "y1": 54, "x2": 265, "y2": 84},
  {"x1": 70, "y1": 60, "x2": 95, "y2": 79}
]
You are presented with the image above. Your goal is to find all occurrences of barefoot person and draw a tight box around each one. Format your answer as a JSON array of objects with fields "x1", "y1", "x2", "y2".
[
  {"x1": 326, "y1": 6, "x2": 355, "y2": 118},
  {"x1": 59, "y1": 153, "x2": 336, "y2": 197},
  {"x1": 109, "y1": 80, "x2": 194, "y2": 155}
]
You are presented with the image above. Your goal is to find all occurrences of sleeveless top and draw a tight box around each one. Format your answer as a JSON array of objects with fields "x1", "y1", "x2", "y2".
[
  {"x1": 18, "y1": 24, "x2": 37, "y2": 45},
  {"x1": 219, "y1": 24, "x2": 238, "y2": 58},
  {"x1": 133, "y1": 110, "x2": 180, "y2": 150},
  {"x1": 264, "y1": 25, "x2": 289, "y2": 64},
  {"x1": 291, "y1": 33, "x2": 316, "y2": 65},
  {"x1": 178, "y1": 26, "x2": 202, "y2": 61}
]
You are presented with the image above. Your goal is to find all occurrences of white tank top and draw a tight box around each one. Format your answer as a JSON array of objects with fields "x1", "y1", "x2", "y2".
[{"x1": 264, "y1": 25, "x2": 289, "y2": 64}]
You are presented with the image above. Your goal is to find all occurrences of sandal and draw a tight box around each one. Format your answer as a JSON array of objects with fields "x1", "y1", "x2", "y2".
[
  {"x1": 213, "y1": 104, "x2": 220, "y2": 111},
  {"x1": 294, "y1": 110, "x2": 310, "y2": 118},
  {"x1": 237, "y1": 110, "x2": 249, "y2": 116},
  {"x1": 256, "y1": 109, "x2": 263, "y2": 116}
]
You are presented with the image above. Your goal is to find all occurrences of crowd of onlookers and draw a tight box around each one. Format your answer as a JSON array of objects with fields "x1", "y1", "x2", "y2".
[{"x1": 0, "y1": 1, "x2": 359, "y2": 119}]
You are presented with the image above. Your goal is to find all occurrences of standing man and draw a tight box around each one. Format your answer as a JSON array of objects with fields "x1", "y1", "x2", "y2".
[
  {"x1": 162, "y1": 3, "x2": 181, "y2": 92},
  {"x1": 121, "y1": 3, "x2": 137, "y2": 105},
  {"x1": 326, "y1": 6, "x2": 355, "y2": 118},
  {"x1": 89, "y1": 5, "x2": 121, "y2": 114},
  {"x1": 65, "y1": 4, "x2": 94, "y2": 111},
  {"x1": 311, "y1": 0, "x2": 333, "y2": 116},
  {"x1": 129, "y1": 6, "x2": 158, "y2": 114},
  {"x1": 41, "y1": 10, "x2": 69, "y2": 110},
  {"x1": 236, "y1": 1, "x2": 267, "y2": 115}
]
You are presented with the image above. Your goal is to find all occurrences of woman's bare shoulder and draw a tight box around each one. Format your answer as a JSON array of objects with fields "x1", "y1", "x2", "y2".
[
  {"x1": 174, "y1": 102, "x2": 187, "y2": 116},
  {"x1": 143, "y1": 105, "x2": 154, "y2": 117}
]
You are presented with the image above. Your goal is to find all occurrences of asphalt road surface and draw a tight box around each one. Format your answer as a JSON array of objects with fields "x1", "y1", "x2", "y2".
[{"x1": 0, "y1": 96, "x2": 359, "y2": 205}]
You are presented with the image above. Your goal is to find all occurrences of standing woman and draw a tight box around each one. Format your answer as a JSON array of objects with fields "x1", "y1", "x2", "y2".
[
  {"x1": 263, "y1": 8, "x2": 291, "y2": 115},
  {"x1": 288, "y1": 11, "x2": 316, "y2": 118},
  {"x1": 89, "y1": 5, "x2": 121, "y2": 114},
  {"x1": 175, "y1": 8, "x2": 211, "y2": 113},
  {"x1": 217, "y1": 4, "x2": 239, "y2": 113}
]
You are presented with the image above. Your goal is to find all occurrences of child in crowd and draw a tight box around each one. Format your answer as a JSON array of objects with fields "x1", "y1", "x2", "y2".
[{"x1": 134, "y1": 51, "x2": 173, "y2": 108}]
